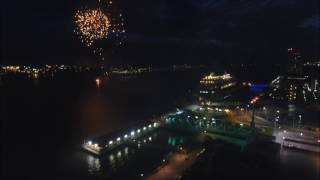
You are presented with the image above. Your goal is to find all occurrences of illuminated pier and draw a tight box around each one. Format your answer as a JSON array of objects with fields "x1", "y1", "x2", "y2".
[
  {"x1": 83, "y1": 108, "x2": 255, "y2": 156},
  {"x1": 82, "y1": 121, "x2": 161, "y2": 155}
]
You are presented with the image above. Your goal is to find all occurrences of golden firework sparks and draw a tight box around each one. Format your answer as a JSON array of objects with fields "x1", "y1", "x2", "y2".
[
  {"x1": 74, "y1": 8, "x2": 110, "y2": 47},
  {"x1": 74, "y1": 0, "x2": 126, "y2": 61}
]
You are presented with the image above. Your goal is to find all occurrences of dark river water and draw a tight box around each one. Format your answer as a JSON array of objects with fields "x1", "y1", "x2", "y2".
[
  {"x1": 1, "y1": 68, "x2": 206, "y2": 179},
  {"x1": 1, "y1": 68, "x2": 319, "y2": 179}
]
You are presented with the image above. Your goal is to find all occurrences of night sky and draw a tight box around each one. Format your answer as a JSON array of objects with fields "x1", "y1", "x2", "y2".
[{"x1": 1, "y1": 0, "x2": 319, "y2": 65}]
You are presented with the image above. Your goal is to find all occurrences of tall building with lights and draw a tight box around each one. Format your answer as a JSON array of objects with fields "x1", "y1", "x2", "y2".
[{"x1": 269, "y1": 50, "x2": 319, "y2": 104}]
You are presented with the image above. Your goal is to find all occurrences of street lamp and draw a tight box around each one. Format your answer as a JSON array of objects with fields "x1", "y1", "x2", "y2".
[
  {"x1": 298, "y1": 115, "x2": 302, "y2": 125},
  {"x1": 274, "y1": 116, "x2": 279, "y2": 129}
]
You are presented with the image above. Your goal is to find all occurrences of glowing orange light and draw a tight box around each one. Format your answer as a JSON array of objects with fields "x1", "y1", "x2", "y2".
[{"x1": 96, "y1": 78, "x2": 101, "y2": 87}]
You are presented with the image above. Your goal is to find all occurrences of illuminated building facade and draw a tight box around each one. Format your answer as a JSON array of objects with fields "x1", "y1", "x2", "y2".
[
  {"x1": 199, "y1": 73, "x2": 236, "y2": 105},
  {"x1": 270, "y1": 76, "x2": 319, "y2": 103},
  {"x1": 269, "y1": 51, "x2": 320, "y2": 104}
]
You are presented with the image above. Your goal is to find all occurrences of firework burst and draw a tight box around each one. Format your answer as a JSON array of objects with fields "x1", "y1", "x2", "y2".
[
  {"x1": 74, "y1": 8, "x2": 110, "y2": 47},
  {"x1": 74, "y1": 1, "x2": 126, "y2": 60}
]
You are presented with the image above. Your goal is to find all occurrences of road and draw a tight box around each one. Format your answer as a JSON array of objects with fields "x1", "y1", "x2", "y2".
[
  {"x1": 145, "y1": 149, "x2": 201, "y2": 180},
  {"x1": 228, "y1": 108, "x2": 320, "y2": 152}
]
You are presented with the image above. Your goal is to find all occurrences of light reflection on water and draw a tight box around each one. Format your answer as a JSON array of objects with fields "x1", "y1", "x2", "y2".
[
  {"x1": 87, "y1": 155, "x2": 101, "y2": 173},
  {"x1": 85, "y1": 129, "x2": 202, "y2": 177}
]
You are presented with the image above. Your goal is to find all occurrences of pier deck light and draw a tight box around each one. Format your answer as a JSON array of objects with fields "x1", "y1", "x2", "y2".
[
  {"x1": 124, "y1": 134, "x2": 128, "y2": 139},
  {"x1": 131, "y1": 131, "x2": 135, "y2": 136},
  {"x1": 137, "y1": 129, "x2": 141, "y2": 134},
  {"x1": 117, "y1": 137, "x2": 121, "y2": 141},
  {"x1": 143, "y1": 126, "x2": 147, "y2": 130},
  {"x1": 109, "y1": 140, "x2": 113, "y2": 145},
  {"x1": 87, "y1": 141, "x2": 92, "y2": 145}
]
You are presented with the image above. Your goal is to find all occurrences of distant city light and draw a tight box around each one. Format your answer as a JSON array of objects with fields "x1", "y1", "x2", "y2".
[{"x1": 95, "y1": 78, "x2": 101, "y2": 87}]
